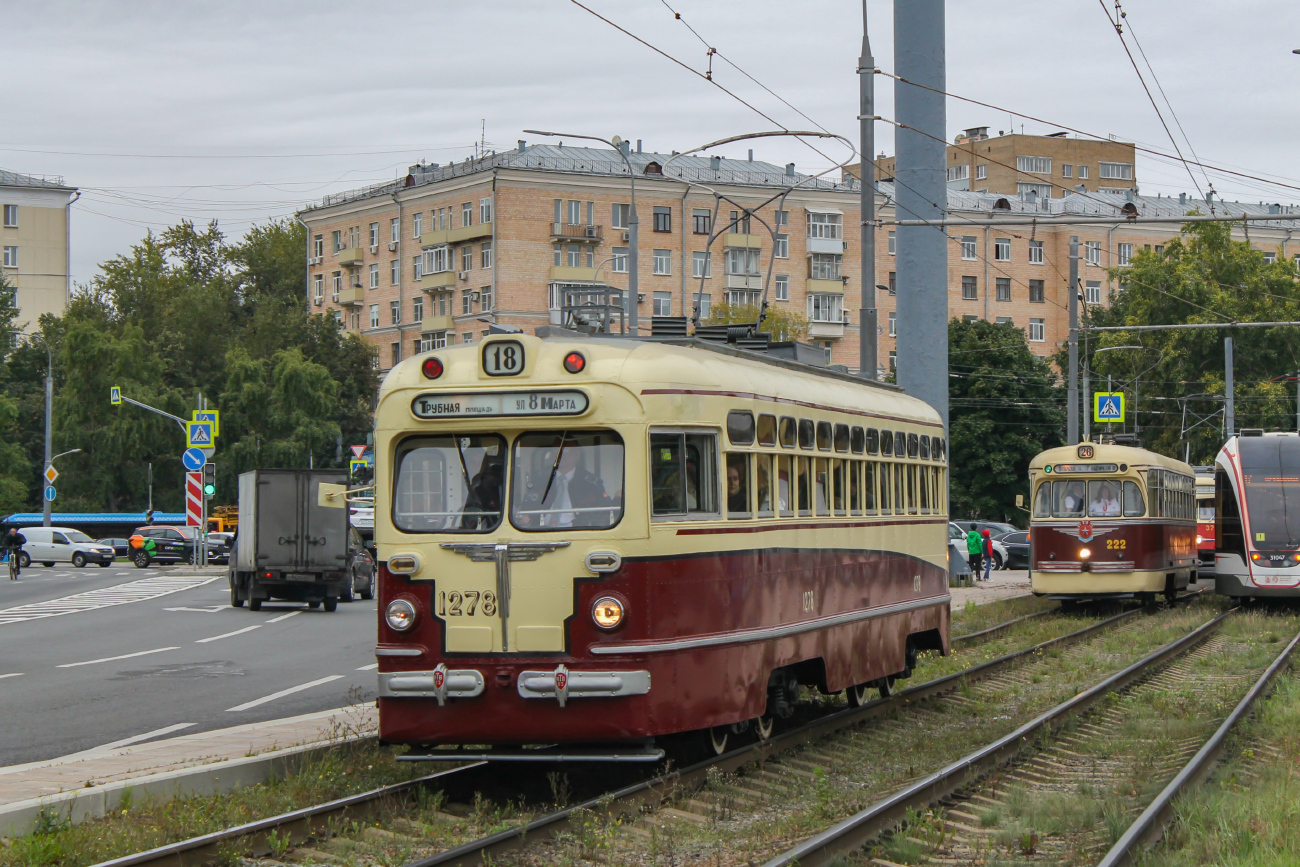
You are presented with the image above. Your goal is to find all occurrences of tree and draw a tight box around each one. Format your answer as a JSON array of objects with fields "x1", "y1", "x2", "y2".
[
  {"x1": 949, "y1": 318, "x2": 1065, "y2": 523},
  {"x1": 704, "y1": 301, "x2": 809, "y2": 342},
  {"x1": 0, "y1": 275, "x2": 31, "y2": 513}
]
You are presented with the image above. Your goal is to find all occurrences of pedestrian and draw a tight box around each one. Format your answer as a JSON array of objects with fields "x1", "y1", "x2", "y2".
[
  {"x1": 965, "y1": 525, "x2": 983, "y2": 580},
  {"x1": 982, "y1": 528, "x2": 994, "y2": 582}
]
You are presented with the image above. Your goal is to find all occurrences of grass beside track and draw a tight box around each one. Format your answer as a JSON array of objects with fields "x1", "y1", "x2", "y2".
[{"x1": 950, "y1": 593, "x2": 1056, "y2": 637}]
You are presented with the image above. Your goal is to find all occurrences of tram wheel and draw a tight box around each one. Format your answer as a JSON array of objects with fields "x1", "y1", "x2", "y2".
[
  {"x1": 708, "y1": 727, "x2": 729, "y2": 755},
  {"x1": 878, "y1": 676, "x2": 895, "y2": 698},
  {"x1": 754, "y1": 715, "x2": 775, "y2": 741},
  {"x1": 846, "y1": 682, "x2": 872, "y2": 707}
]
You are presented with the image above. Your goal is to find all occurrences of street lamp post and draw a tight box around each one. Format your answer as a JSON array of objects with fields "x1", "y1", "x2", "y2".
[{"x1": 524, "y1": 130, "x2": 639, "y2": 336}]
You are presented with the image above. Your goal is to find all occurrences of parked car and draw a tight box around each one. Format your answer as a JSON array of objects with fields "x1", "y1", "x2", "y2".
[
  {"x1": 949, "y1": 522, "x2": 1009, "y2": 570},
  {"x1": 958, "y1": 521, "x2": 1019, "y2": 540},
  {"x1": 349, "y1": 498, "x2": 374, "y2": 530},
  {"x1": 96, "y1": 538, "x2": 131, "y2": 558},
  {"x1": 20, "y1": 527, "x2": 116, "y2": 568},
  {"x1": 206, "y1": 532, "x2": 234, "y2": 565},
  {"x1": 342, "y1": 528, "x2": 375, "y2": 602},
  {"x1": 999, "y1": 530, "x2": 1031, "y2": 570}
]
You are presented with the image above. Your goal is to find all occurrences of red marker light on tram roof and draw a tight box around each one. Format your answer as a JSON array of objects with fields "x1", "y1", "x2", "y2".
[
  {"x1": 563, "y1": 351, "x2": 586, "y2": 374},
  {"x1": 422, "y1": 357, "x2": 444, "y2": 379}
]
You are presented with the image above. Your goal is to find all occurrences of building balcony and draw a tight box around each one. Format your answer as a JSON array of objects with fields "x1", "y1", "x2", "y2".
[
  {"x1": 808, "y1": 320, "x2": 846, "y2": 339},
  {"x1": 806, "y1": 278, "x2": 846, "y2": 294},
  {"x1": 549, "y1": 265, "x2": 600, "y2": 283},
  {"x1": 336, "y1": 247, "x2": 365, "y2": 266},
  {"x1": 337, "y1": 286, "x2": 365, "y2": 306},
  {"x1": 550, "y1": 222, "x2": 603, "y2": 243},
  {"x1": 420, "y1": 271, "x2": 459, "y2": 291},
  {"x1": 725, "y1": 274, "x2": 763, "y2": 290},
  {"x1": 806, "y1": 237, "x2": 845, "y2": 255},
  {"x1": 418, "y1": 221, "x2": 493, "y2": 246},
  {"x1": 420, "y1": 314, "x2": 456, "y2": 333},
  {"x1": 722, "y1": 233, "x2": 763, "y2": 249}
]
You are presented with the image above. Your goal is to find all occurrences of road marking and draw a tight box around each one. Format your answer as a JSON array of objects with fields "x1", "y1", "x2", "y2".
[
  {"x1": 57, "y1": 647, "x2": 180, "y2": 668},
  {"x1": 0, "y1": 575, "x2": 220, "y2": 626},
  {"x1": 225, "y1": 675, "x2": 345, "y2": 712},
  {"x1": 75, "y1": 723, "x2": 197, "y2": 754},
  {"x1": 356, "y1": 663, "x2": 378, "y2": 671},
  {"x1": 266, "y1": 611, "x2": 301, "y2": 623},
  {"x1": 165, "y1": 606, "x2": 225, "y2": 613},
  {"x1": 0, "y1": 673, "x2": 23, "y2": 680},
  {"x1": 195, "y1": 625, "x2": 262, "y2": 643}
]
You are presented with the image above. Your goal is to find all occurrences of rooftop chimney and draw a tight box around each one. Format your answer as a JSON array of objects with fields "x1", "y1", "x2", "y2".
[
  {"x1": 517, "y1": 140, "x2": 526, "y2": 152},
  {"x1": 636, "y1": 139, "x2": 642, "y2": 153},
  {"x1": 620, "y1": 140, "x2": 631, "y2": 157},
  {"x1": 710, "y1": 156, "x2": 721, "y2": 171},
  {"x1": 1179, "y1": 193, "x2": 1187, "y2": 205},
  {"x1": 785, "y1": 163, "x2": 796, "y2": 177},
  {"x1": 748, "y1": 149, "x2": 754, "y2": 161}
]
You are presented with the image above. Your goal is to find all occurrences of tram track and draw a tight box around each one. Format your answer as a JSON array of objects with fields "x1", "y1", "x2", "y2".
[{"x1": 82, "y1": 596, "x2": 1202, "y2": 867}]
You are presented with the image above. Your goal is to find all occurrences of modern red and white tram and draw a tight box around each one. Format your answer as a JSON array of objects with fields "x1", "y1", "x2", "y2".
[
  {"x1": 1215, "y1": 430, "x2": 1300, "y2": 598},
  {"x1": 367, "y1": 332, "x2": 951, "y2": 760}
]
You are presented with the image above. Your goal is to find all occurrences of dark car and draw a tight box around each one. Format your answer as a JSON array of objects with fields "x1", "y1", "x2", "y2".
[
  {"x1": 129, "y1": 526, "x2": 195, "y2": 567},
  {"x1": 999, "y1": 531, "x2": 1031, "y2": 570},
  {"x1": 959, "y1": 521, "x2": 1019, "y2": 540},
  {"x1": 206, "y1": 532, "x2": 234, "y2": 565},
  {"x1": 343, "y1": 528, "x2": 375, "y2": 601},
  {"x1": 96, "y1": 538, "x2": 130, "y2": 558}
]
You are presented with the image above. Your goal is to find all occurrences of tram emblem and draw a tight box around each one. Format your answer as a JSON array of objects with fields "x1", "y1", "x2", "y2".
[
  {"x1": 433, "y1": 669, "x2": 445, "y2": 690},
  {"x1": 1059, "y1": 520, "x2": 1118, "y2": 542},
  {"x1": 555, "y1": 670, "x2": 568, "y2": 692}
]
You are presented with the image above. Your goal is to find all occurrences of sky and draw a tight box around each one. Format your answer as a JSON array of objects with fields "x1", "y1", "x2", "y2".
[{"x1": 6, "y1": 0, "x2": 1300, "y2": 287}]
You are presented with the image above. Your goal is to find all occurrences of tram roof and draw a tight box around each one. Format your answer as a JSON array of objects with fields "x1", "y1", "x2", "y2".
[
  {"x1": 379, "y1": 331, "x2": 943, "y2": 428},
  {"x1": 1029, "y1": 442, "x2": 1193, "y2": 473}
]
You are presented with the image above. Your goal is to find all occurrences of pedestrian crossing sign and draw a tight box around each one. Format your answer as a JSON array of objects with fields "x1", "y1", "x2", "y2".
[
  {"x1": 1094, "y1": 392, "x2": 1125, "y2": 423},
  {"x1": 186, "y1": 421, "x2": 214, "y2": 448},
  {"x1": 192, "y1": 410, "x2": 220, "y2": 437}
]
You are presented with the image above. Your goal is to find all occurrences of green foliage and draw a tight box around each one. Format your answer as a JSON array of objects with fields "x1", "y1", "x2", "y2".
[
  {"x1": 704, "y1": 300, "x2": 809, "y2": 342},
  {"x1": 949, "y1": 318, "x2": 1065, "y2": 522},
  {"x1": 0, "y1": 276, "x2": 32, "y2": 513},
  {"x1": 1, "y1": 219, "x2": 377, "y2": 513}
]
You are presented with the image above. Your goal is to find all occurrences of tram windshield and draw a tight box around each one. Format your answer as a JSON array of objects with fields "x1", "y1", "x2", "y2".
[
  {"x1": 511, "y1": 430, "x2": 624, "y2": 530},
  {"x1": 1237, "y1": 435, "x2": 1300, "y2": 550},
  {"x1": 1033, "y1": 479, "x2": 1145, "y2": 518},
  {"x1": 393, "y1": 435, "x2": 505, "y2": 533}
]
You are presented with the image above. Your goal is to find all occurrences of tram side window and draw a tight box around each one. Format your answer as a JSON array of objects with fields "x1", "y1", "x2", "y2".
[
  {"x1": 799, "y1": 419, "x2": 816, "y2": 449},
  {"x1": 393, "y1": 434, "x2": 505, "y2": 533},
  {"x1": 757, "y1": 414, "x2": 778, "y2": 447},
  {"x1": 919, "y1": 435, "x2": 930, "y2": 460},
  {"x1": 1122, "y1": 481, "x2": 1145, "y2": 517},
  {"x1": 815, "y1": 458, "x2": 831, "y2": 515},
  {"x1": 878, "y1": 463, "x2": 891, "y2": 513},
  {"x1": 851, "y1": 426, "x2": 865, "y2": 454},
  {"x1": 726, "y1": 453, "x2": 751, "y2": 518},
  {"x1": 866, "y1": 428, "x2": 880, "y2": 455},
  {"x1": 849, "y1": 460, "x2": 862, "y2": 513},
  {"x1": 834, "y1": 424, "x2": 850, "y2": 453},
  {"x1": 779, "y1": 417, "x2": 797, "y2": 448},
  {"x1": 756, "y1": 453, "x2": 776, "y2": 517},
  {"x1": 895, "y1": 431, "x2": 907, "y2": 457},
  {"x1": 907, "y1": 433, "x2": 919, "y2": 458},
  {"x1": 650, "y1": 431, "x2": 719, "y2": 517},
  {"x1": 864, "y1": 462, "x2": 877, "y2": 513},
  {"x1": 797, "y1": 457, "x2": 812, "y2": 515},
  {"x1": 833, "y1": 459, "x2": 846, "y2": 514},
  {"x1": 880, "y1": 430, "x2": 893, "y2": 456},
  {"x1": 1216, "y1": 468, "x2": 1245, "y2": 556},
  {"x1": 894, "y1": 462, "x2": 906, "y2": 513},
  {"x1": 776, "y1": 454, "x2": 794, "y2": 516},
  {"x1": 817, "y1": 422, "x2": 833, "y2": 452},
  {"x1": 1087, "y1": 480, "x2": 1122, "y2": 517},
  {"x1": 727, "y1": 411, "x2": 756, "y2": 445},
  {"x1": 919, "y1": 465, "x2": 930, "y2": 513},
  {"x1": 907, "y1": 465, "x2": 918, "y2": 514},
  {"x1": 511, "y1": 430, "x2": 625, "y2": 531}
]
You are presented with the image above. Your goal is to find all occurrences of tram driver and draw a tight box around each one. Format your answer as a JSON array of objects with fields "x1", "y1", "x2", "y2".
[
  {"x1": 518, "y1": 434, "x2": 616, "y2": 529},
  {"x1": 1060, "y1": 481, "x2": 1086, "y2": 516}
]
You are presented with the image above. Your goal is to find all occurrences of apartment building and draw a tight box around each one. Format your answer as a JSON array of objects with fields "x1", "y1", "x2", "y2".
[
  {"x1": 301, "y1": 142, "x2": 1300, "y2": 377},
  {"x1": 865, "y1": 128, "x2": 1138, "y2": 199},
  {"x1": 0, "y1": 170, "x2": 78, "y2": 331}
]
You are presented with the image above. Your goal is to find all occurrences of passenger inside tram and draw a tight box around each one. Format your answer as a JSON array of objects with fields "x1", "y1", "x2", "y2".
[
  {"x1": 1089, "y1": 482, "x2": 1121, "y2": 517},
  {"x1": 726, "y1": 455, "x2": 749, "y2": 514}
]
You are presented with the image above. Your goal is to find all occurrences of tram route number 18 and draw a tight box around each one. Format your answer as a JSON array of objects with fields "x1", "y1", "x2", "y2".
[{"x1": 483, "y1": 340, "x2": 525, "y2": 376}]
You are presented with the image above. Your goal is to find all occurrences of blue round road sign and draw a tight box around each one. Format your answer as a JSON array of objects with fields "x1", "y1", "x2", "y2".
[
  {"x1": 182, "y1": 448, "x2": 206, "y2": 471},
  {"x1": 44, "y1": 485, "x2": 56, "y2": 502}
]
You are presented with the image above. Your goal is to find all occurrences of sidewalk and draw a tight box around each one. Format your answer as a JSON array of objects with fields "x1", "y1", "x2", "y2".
[{"x1": 950, "y1": 569, "x2": 1033, "y2": 607}]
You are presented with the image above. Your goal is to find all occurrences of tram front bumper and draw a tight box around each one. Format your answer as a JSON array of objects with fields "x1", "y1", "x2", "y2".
[
  {"x1": 378, "y1": 665, "x2": 651, "y2": 709},
  {"x1": 1031, "y1": 568, "x2": 1171, "y2": 595}
]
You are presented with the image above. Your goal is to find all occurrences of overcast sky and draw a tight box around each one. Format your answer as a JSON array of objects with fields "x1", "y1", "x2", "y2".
[{"x1": 7, "y1": 0, "x2": 1300, "y2": 286}]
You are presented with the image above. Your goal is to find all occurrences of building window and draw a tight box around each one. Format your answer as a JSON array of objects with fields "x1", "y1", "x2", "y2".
[
  {"x1": 412, "y1": 256, "x2": 423, "y2": 281},
  {"x1": 461, "y1": 289, "x2": 474, "y2": 315},
  {"x1": 369, "y1": 264, "x2": 379, "y2": 289},
  {"x1": 1, "y1": 246, "x2": 16, "y2": 268},
  {"x1": 962, "y1": 315, "x2": 979, "y2": 323},
  {"x1": 889, "y1": 350, "x2": 897, "y2": 371},
  {"x1": 1085, "y1": 280, "x2": 1101, "y2": 305},
  {"x1": 312, "y1": 234, "x2": 323, "y2": 259},
  {"x1": 1029, "y1": 318, "x2": 1045, "y2": 342},
  {"x1": 1264, "y1": 251, "x2": 1277, "y2": 265},
  {"x1": 462, "y1": 203, "x2": 473, "y2": 227},
  {"x1": 653, "y1": 249, "x2": 671, "y2": 275},
  {"x1": 961, "y1": 276, "x2": 977, "y2": 300},
  {"x1": 312, "y1": 274, "x2": 323, "y2": 305},
  {"x1": 693, "y1": 293, "x2": 711, "y2": 320},
  {"x1": 692, "y1": 251, "x2": 711, "y2": 278},
  {"x1": 480, "y1": 197, "x2": 492, "y2": 224},
  {"x1": 995, "y1": 316, "x2": 1013, "y2": 325},
  {"x1": 481, "y1": 286, "x2": 493, "y2": 311},
  {"x1": 1085, "y1": 241, "x2": 1102, "y2": 265},
  {"x1": 350, "y1": 311, "x2": 360, "y2": 330},
  {"x1": 390, "y1": 300, "x2": 401, "y2": 324},
  {"x1": 413, "y1": 213, "x2": 422, "y2": 238},
  {"x1": 693, "y1": 209, "x2": 712, "y2": 234},
  {"x1": 0, "y1": 205, "x2": 17, "y2": 227},
  {"x1": 775, "y1": 209, "x2": 789, "y2": 227},
  {"x1": 960, "y1": 236, "x2": 977, "y2": 260},
  {"x1": 946, "y1": 164, "x2": 969, "y2": 182},
  {"x1": 369, "y1": 304, "x2": 379, "y2": 328},
  {"x1": 390, "y1": 218, "x2": 399, "y2": 244},
  {"x1": 1155, "y1": 244, "x2": 1164, "y2": 255},
  {"x1": 1029, "y1": 240, "x2": 1044, "y2": 264},
  {"x1": 388, "y1": 260, "x2": 398, "y2": 285},
  {"x1": 1062, "y1": 165, "x2": 1073, "y2": 178},
  {"x1": 726, "y1": 247, "x2": 761, "y2": 277},
  {"x1": 461, "y1": 332, "x2": 473, "y2": 345},
  {"x1": 1016, "y1": 155, "x2": 1052, "y2": 174},
  {"x1": 809, "y1": 253, "x2": 842, "y2": 280},
  {"x1": 1078, "y1": 165, "x2": 1089, "y2": 179},
  {"x1": 613, "y1": 203, "x2": 632, "y2": 230},
  {"x1": 331, "y1": 271, "x2": 341, "y2": 302},
  {"x1": 888, "y1": 231, "x2": 897, "y2": 255},
  {"x1": 888, "y1": 271, "x2": 896, "y2": 294},
  {"x1": 807, "y1": 293, "x2": 844, "y2": 323},
  {"x1": 566, "y1": 244, "x2": 581, "y2": 267},
  {"x1": 994, "y1": 238, "x2": 1011, "y2": 261},
  {"x1": 462, "y1": 246, "x2": 473, "y2": 272},
  {"x1": 412, "y1": 295, "x2": 424, "y2": 321},
  {"x1": 807, "y1": 212, "x2": 843, "y2": 240},
  {"x1": 996, "y1": 277, "x2": 1011, "y2": 301},
  {"x1": 975, "y1": 164, "x2": 987, "y2": 181},
  {"x1": 653, "y1": 206, "x2": 671, "y2": 233},
  {"x1": 612, "y1": 246, "x2": 629, "y2": 273},
  {"x1": 1099, "y1": 162, "x2": 1134, "y2": 180},
  {"x1": 369, "y1": 222, "x2": 379, "y2": 248},
  {"x1": 775, "y1": 275, "x2": 789, "y2": 300},
  {"x1": 1117, "y1": 243, "x2": 1133, "y2": 265},
  {"x1": 481, "y1": 241, "x2": 492, "y2": 269},
  {"x1": 888, "y1": 311, "x2": 897, "y2": 337},
  {"x1": 424, "y1": 245, "x2": 450, "y2": 275},
  {"x1": 390, "y1": 343, "x2": 401, "y2": 366},
  {"x1": 774, "y1": 234, "x2": 789, "y2": 258},
  {"x1": 331, "y1": 230, "x2": 342, "y2": 253},
  {"x1": 1029, "y1": 279, "x2": 1045, "y2": 303},
  {"x1": 652, "y1": 291, "x2": 672, "y2": 316},
  {"x1": 1018, "y1": 182, "x2": 1053, "y2": 199}
]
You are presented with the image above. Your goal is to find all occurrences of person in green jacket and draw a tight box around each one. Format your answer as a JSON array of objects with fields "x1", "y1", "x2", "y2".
[{"x1": 965, "y1": 526, "x2": 984, "y2": 579}]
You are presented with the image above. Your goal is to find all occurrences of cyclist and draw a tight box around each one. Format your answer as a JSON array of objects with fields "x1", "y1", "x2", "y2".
[{"x1": 4, "y1": 526, "x2": 26, "y2": 580}]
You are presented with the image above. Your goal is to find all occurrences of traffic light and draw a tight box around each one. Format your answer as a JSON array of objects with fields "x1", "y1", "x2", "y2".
[{"x1": 202, "y1": 462, "x2": 216, "y2": 499}]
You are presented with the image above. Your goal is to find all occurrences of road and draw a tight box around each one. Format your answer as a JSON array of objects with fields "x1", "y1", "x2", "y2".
[{"x1": 0, "y1": 562, "x2": 377, "y2": 767}]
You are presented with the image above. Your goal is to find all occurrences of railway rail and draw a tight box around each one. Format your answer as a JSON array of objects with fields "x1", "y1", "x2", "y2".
[{"x1": 86, "y1": 595, "x2": 1199, "y2": 867}]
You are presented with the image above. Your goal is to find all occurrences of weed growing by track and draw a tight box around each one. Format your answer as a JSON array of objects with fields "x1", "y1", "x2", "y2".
[{"x1": 950, "y1": 593, "x2": 1056, "y2": 637}]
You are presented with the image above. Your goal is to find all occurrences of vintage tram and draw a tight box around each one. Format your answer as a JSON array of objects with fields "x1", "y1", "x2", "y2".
[
  {"x1": 1214, "y1": 430, "x2": 1300, "y2": 599},
  {"x1": 370, "y1": 332, "x2": 950, "y2": 759},
  {"x1": 1029, "y1": 442, "x2": 1197, "y2": 603},
  {"x1": 1195, "y1": 467, "x2": 1215, "y2": 570}
]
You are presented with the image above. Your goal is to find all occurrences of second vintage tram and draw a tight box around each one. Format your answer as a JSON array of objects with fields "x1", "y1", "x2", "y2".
[
  {"x1": 1029, "y1": 442, "x2": 1198, "y2": 603},
  {"x1": 368, "y1": 332, "x2": 950, "y2": 759},
  {"x1": 1214, "y1": 430, "x2": 1300, "y2": 599}
]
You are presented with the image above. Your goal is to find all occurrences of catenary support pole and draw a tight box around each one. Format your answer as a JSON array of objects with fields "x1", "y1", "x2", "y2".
[
  {"x1": 1225, "y1": 336, "x2": 1235, "y2": 436},
  {"x1": 858, "y1": 0, "x2": 877, "y2": 380},
  {"x1": 1067, "y1": 236, "x2": 1080, "y2": 445},
  {"x1": 42, "y1": 364, "x2": 52, "y2": 527},
  {"x1": 1296, "y1": 369, "x2": 1299, "y2": 431},
  {"x1": 893, "y1": 0, "x2": 947, "y2": 424},
  {"x1": 1083, "y1": 357, "x2": 1091, "y2": 443}
]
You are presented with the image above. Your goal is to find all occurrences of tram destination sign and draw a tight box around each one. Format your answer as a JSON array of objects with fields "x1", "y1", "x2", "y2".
[
  {"x1": 1045, "y1": 462, "x2": 1120, "y2": 474},
  {"x1": 411, "y1": 389, "x2": 589, "y2": 419}
]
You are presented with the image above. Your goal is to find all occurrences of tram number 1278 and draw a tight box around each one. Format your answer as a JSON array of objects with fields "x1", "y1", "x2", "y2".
[{"x1": 437, "y1": 590, "x2": 499, "y2": 617}]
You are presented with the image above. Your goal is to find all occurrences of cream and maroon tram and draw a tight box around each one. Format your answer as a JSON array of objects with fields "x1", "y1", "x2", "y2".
[
  {"x1": 1214, "y1": 430, "x2": 1300, "y2": 599},
  {"x1": 1029, "y1": 443, "x2": 1197, "y2": 603},
  {"x1": 371, "y1": 333, "x2": 950, "y2": 759}
]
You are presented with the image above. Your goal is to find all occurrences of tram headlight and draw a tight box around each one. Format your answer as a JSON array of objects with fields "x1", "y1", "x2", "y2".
[
  {"x1": 385, "y1": 599, "x2": 417, "y2": 631},
  {"x1": 1251, "y1": 553, "x2": 1261, "y2": 561},
  {"x1": 1196, "y1": 534, "x2": 1203, "y2": 545},
  {"x1": 591, "y1": 596, "x2": 625, "y2": 630},
  {"x1": 1078, "y1": 547, "x2": 1092, "y2": 560}
]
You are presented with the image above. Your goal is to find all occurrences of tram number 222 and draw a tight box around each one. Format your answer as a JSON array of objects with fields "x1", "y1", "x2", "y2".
[
  {"x1": 437, "y1": 591, "x2": 499, "y2": 617},
  {"x1": 1105, "y1": 538, "x2": 1127, "y2": 550}
]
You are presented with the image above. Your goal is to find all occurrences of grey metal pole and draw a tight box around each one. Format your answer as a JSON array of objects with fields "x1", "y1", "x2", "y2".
[
  {"x1": 628, "y1": 194, "x2": 639, "y2": 336},
  {"x1": 1083, "y1": 359, "x2": 1091, "y2": 443},
  {"x1": 1067, "y1": 237, "x2": 1080, "y2": 444},
  {"x1": 1296, "y1": 369, "x2": 1299, "y2": 431},
  {"x1": 893, "y1": 0, "x2": 947, "y2": 425},
  {"x1": 42, "y1": 364, "x2": 52, "y2": 527},
  {"x1": 1225, "y1": 336, "x2": 1235, "y2": 436},
  {"x1": 858, "y1": 0, "x2": 877, "y2": 380},
  {"x1": 1107, "y1": 374, "x2": 1113, "y2": 436}
]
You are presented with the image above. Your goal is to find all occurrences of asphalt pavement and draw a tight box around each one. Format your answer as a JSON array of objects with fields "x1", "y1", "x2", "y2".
[{"x1": 0, "y1": 561, "x2": 377, "y2": 767}]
